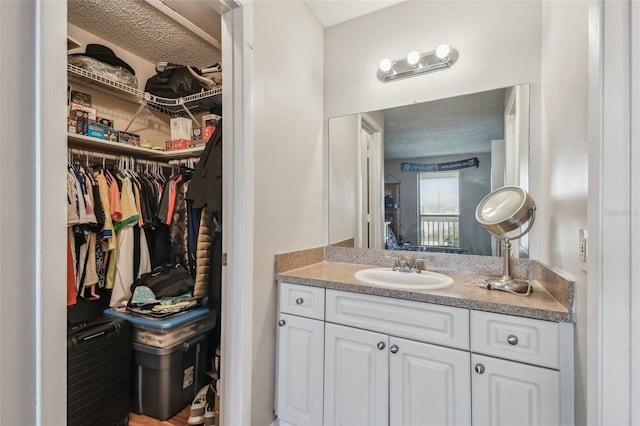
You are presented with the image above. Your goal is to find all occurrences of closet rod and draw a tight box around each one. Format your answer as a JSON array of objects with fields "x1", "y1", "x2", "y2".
[
  {"x1": 168, "y1": 157, "x2": 200, "y2": 166},
  {"x1": 68, "y1": 148, "x2": 172, "y2": 168}
]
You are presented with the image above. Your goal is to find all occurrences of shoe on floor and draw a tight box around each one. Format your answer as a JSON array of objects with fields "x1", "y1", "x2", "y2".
[
  {"x1": 188, "y1": 384, "x2": 210, "y2": 425},
  {"x1": 204, "y1": 402, "x2": 215, "y2": 426}
]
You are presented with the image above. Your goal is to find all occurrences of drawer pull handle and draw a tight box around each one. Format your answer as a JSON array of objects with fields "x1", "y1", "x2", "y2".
[
  {"x1": 389, "y1": 344, "x2": 399, "y2": 354},
  {"x1": 278, "y1": 319, "x2": 286, "y2": 327},
  {"x1": 295, "y1": 297, "x2": 304, "y2": 305},
  {"x1": 507, "y1": 335, "x2": 519, "y2": 345},
  {"x1": 377, "y1": 341, "x2": 386, "y2": 350},
  {"x1": 474, "y1": 364, "x2": 485, "y2": 374}
]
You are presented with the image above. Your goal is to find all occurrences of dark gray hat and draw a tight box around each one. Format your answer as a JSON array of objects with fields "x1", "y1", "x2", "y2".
[{"x1": 72, "y1": 44, "x2": 135, "y2": 75}]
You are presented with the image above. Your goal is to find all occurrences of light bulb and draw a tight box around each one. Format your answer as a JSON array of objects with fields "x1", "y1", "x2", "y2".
[
  {"x1": 407, "y1": 50, "x2": 420, "y2": 66},
  {"x1": 379, "y1": 58, "x2": 392, "y2": 73},
  {"x1": 436, "y1": 44, "x2": 451, "y2": 61}
]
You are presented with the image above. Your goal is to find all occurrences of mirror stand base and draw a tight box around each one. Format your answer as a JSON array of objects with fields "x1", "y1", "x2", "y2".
[{"x1": 484, "y1": 277, "x2": 532, "y2": 295}]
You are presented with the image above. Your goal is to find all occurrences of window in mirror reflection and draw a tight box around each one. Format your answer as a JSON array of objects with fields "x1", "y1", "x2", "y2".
[{"x1": 419, "y1": 171, "x2": 460, "y2": 247}]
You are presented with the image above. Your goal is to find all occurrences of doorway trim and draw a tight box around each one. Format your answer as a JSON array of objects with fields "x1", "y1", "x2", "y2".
[{"x1": 359, "y1": 113, "x2": 384, "y2": 249}]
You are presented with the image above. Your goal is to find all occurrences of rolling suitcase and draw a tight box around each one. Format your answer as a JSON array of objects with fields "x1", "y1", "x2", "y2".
[{"x1": 67, "y1": 317, "x2": 132, "y2": 426}]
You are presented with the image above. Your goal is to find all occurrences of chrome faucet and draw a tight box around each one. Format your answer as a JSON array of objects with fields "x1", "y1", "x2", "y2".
[{"x1": 387, "y1": 256, "x2": 424, "y2": 273}]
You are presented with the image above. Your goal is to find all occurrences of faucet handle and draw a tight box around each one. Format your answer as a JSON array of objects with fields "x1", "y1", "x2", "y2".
[
  {"x1": 412, "y1": 258, "x2": 425, "y2": 273},
  {"x1": 385, "y1": 255, "x2": 403, "y2": 271}
]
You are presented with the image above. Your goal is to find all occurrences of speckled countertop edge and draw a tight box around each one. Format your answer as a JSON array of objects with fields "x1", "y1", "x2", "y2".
[{"x1": 275, "y1": 246, "x2": 575, "y2": 323}]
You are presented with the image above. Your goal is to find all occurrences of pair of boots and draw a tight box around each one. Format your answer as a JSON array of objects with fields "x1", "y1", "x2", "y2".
[{"x1": 188, "y1": 383, "x2": 215, "y2": 426}]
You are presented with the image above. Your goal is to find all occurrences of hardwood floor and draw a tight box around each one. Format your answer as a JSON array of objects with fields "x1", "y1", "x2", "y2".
[{"x1": 128, "y1": 404, "x2": 191, "y2": 426}]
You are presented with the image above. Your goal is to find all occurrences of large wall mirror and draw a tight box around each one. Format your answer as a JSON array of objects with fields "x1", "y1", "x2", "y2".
[{"x1": 328, "y1": 83, "x2": 530, "y2": 257}]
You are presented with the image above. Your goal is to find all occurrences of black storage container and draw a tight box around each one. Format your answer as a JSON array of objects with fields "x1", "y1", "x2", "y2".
[
  {"x1": 67, "y1": 317, "x2": 132, "y2": 426},
  {"x1": 132, "y1": 331, "x2": 210, "y2": 420}
]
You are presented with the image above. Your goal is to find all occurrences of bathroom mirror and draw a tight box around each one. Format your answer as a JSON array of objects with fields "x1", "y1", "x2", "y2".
[{"x1": 328, "y1": 83, "x2": 530, "y2": 257}]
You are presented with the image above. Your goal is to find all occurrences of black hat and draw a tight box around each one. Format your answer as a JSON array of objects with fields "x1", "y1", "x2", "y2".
[{"x1": 72, "y1": 44, "x2": 135, "y2": 75}]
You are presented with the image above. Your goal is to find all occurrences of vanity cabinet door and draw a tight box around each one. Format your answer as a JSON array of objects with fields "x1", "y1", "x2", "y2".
[
  {"x1": 471, "y1": 354, "x2": 560, "y2": 426},
  {"x1": 324, "y1": 323, "x2": 388, "y2": 426},
  {"x1": 276, "y1": 313, "x2": 324, "y2": 426},
  {"x1": 389, "y1": 337, "x2": 471, "y2": 426}
]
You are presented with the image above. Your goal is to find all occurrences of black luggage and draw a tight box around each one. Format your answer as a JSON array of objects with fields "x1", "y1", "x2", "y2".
[{"x1": 67, "y1": 317, "x2": 132, "y2": 426}]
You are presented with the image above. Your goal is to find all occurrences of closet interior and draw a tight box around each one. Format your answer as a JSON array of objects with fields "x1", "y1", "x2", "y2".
[{"x1": 65, "y1": 1, "x2": 224, "y2": 424}]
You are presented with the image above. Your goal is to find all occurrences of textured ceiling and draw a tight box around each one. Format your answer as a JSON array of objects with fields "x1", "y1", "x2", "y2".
[
  {"x1": 67, "y1": 0, "x2": 221, "y2": 69},
  {"x1": 67, "y1": 0, "x2": 401, "y2": 69},
  {"x1": 383, "y1": 88, "x2": 506, "y2": 160},
  {"x1": 304, "y1": 0, "x2": 406, "y2": 27}
]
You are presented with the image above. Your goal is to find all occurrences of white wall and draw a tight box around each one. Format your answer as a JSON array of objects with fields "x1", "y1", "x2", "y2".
[
  {"x1": 0, "y1": 1, "x2": 67, "y2": 424},
  {"x1": 540, "y1": 2, "x2": 588, "y2": 424},
  {"x1": 249, "y1": 1, "x2": 324, "y2": 424},
  {"x1": 324, "y1": 1, "x2": 541, "y2": 115}
]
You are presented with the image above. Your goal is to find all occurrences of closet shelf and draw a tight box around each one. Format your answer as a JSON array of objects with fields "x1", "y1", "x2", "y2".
[
  {"x1": 68, "y1": 133, "x2": 204, "y2": 160},
  {"x1": 67, "y1": 64, "x2": 222, "y2": 117}
]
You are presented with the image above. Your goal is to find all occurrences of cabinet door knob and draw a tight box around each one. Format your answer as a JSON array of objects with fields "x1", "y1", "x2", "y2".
[
  {"x1": 377, "y1": 341, "x2": 386, "y2": 350},
  {"x1": 507, "y1": 335, "x2": 519, "y2": 345},
  {"x1": 295, "y1": 297, "x2": 304, "y2": 305},
  {"x1": 389, "y1": 344, "x2": 399, "y2": 354},
  {"x1": 278, "y1": 319, "x2": 286, "y2": 327},
  {"x1": 474, "y1": 364, "x2": 485, "y2": 374}
]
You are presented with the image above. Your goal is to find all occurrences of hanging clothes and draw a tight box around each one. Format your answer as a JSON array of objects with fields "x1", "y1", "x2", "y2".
[
  {"x1": 67, "y1": 231, "x2": 77, "y2": 306},
  {"x1": 193, "y1": 207, "x2": 213, "y2": 298},
  {"x1": 94, "y1": 171, "x2": 117, "y2": 252},
  {"x1": 169, "y1": 175, "x2": 191, "y2": 271},
  {"x1": 67, "y1": 163, "x2": 103, "y2": 302},
  {"x1": 66, "y1": 150, "x2": 205, "y2": 309},
  {"x1": 186, "y1": 123, "x2": 223, "y2": 309},
  {"x1": 186, "y1": 121, "x2": 222, "y2": 214},
  {"x1": 109, "y1": 172, "x2": 151, "y2": 307}
]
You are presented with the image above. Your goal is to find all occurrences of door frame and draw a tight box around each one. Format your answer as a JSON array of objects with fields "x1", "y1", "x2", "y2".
[{"x1": 359, "y1": 113, "x2": 384, "y2": 249}]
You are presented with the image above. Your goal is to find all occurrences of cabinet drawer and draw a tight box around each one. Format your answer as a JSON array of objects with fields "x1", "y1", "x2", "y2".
[
  {"x1": 326, "y1": 290, "x2": 469, "y2": 350},
  {"x1": 470, "y1": 310, "x2": 559, "y2": 369},
  {"x1": 279, "y1": 282, "x2": 325, "y2": 320}
]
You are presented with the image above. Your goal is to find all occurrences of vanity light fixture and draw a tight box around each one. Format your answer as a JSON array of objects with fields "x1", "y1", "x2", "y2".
[
  {"x1": 379, "y1": 58, "x2": 393, "y2": 73},
  {"x1": 377, "y1": 44, "x2": 458, "y2": 83},
  {"x1": 406, "y1": 50, "x2": 420, "y2": 67}
]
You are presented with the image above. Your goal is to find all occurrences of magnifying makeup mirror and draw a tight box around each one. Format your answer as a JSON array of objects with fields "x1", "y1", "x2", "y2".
[{"x1": 475, "y1": 186, "x2": 536, "y2": 294}]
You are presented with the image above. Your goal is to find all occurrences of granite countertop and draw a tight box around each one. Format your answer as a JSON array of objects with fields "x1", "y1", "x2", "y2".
[{"x1": 276, "y1": 256, "x2": 574, "y2": 323}]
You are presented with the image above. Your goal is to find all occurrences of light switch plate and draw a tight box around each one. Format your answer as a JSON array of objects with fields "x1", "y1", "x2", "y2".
[{"x1": 579, "y1": 229, "x2": 588, "y2": 272}]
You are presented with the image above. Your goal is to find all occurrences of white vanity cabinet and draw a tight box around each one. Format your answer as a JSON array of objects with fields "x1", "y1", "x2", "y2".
[
  {"x1": 323, "y1": 323, "x2": 389, "y2": 426},
  {"x1": 324, "y1": 289, "x2": 471, "y2": 426},
  {"x1": 388, "y1": 336, "x2": 471, "y2": 426},
  {"x1": 471, "y1": 353, "x2": 560, "y2": 425},
  {"x1": 323, "y1": 324, "x2": 472, "y2": 426},
  {"x1": 275, "y1": 283, "x2": 574, "y2": 426},
  {"x1": 276, "y1": 283, "x2": 326, "y2": 426},
  {"x1": 470, "y1": 310, "x2": 573, "y2": 426}
]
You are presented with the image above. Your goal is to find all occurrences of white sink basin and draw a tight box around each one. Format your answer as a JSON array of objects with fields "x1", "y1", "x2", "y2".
[{"x1": 354, "y1": 268, "x2": 454, "y2": 290}]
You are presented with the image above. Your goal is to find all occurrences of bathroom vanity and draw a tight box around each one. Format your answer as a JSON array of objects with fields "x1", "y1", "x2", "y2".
[{"x1": 274, "y1": 247, "x2": 574, "y2": 426}]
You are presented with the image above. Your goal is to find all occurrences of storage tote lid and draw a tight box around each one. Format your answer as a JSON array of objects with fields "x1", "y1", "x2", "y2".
[{"x1": 104, "y1": 307, "x2": 213, "y2": 331}]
